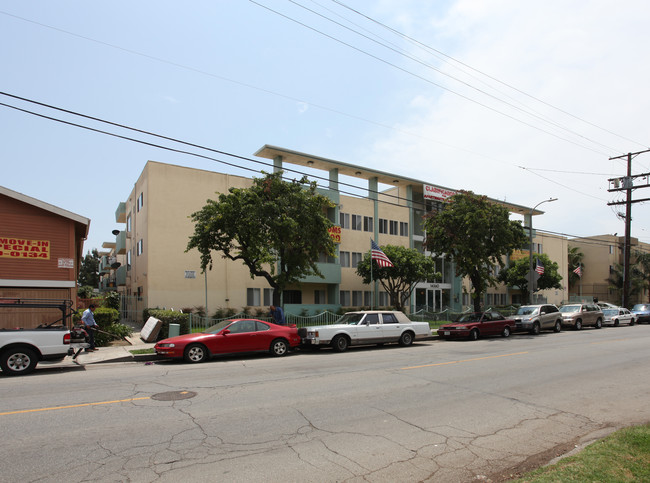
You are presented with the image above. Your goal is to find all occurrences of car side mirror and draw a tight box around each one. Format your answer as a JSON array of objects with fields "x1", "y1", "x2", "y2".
[
  {"x1": 221, "y1": 329, "x2": 231, "y2": 335},
  {"x1": 540, "y1": 311, "x2": 546, "y2": 315}
]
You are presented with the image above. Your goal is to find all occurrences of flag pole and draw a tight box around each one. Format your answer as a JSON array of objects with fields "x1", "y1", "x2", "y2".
[{"x1": 370, "y1": 238, "x2": 374, "y2": 310}]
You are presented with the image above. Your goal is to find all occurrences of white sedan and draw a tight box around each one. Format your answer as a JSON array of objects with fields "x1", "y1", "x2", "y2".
[{"x1": 602, "y1": 308, "x2": 636, "y2": 327}]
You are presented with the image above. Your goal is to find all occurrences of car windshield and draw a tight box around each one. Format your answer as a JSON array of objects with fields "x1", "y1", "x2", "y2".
[
  {"x1": 204, "y1": 320, "x2": 233, "y2": 334},
  {"x1": 559, "y1": 305, "x2": 581, "y2": 313},
  {"x1": 516, "y1": 306, "x2": 538, "y2": 316},
  {"x1": 632, "y1": 304, "x2": 649, "y2": 311},
  {"x1": 602, "y1": 309, "x2": 618, "y2": 316},
  {"x1": 456, "y1": 313, "x2": 483, "y2": 323},
  {"x1": 336, "y1": 313, "x2": 366, "y2": 325}
]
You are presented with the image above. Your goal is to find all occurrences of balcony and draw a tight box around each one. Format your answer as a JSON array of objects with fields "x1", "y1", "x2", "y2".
[
  {"x1": 115, "y1": 230, "x2": 127, "y2": 255},
  {"x1": 301, "y1": 262, "x2": 341, "y2": 284},
  {"x1": 116, "y1": 265, "x2": 127, "y2": 286},
  {"x1": 115, "y1": 202, "x2": 126, "y2": 223},
  {"x1": 99, "y1": 256, "x2": 110, "y2": 275}
]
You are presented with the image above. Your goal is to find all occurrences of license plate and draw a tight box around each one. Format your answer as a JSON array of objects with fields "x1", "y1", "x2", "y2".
[{"x1": 443, "y1": 331, "x2": 450, "y2": 335}]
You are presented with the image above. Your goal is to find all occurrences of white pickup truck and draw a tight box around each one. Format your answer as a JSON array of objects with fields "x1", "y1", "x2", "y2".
[
  {"x1": 0, "y1": 299, "x2": 80, "y2": 376},
  {"x1": 298, "y1": 310, "x2": 431, "y2": 352}
]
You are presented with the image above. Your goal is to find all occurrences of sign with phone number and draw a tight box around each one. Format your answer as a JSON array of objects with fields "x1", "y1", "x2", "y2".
[{"x1": 0, "y1": 237, "x2": 50, "y2": 259}]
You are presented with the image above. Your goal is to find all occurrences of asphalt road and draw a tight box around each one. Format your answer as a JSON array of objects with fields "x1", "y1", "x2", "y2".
[{"x1": 2, "y1": 324, "x2": 650, "y2": 482}]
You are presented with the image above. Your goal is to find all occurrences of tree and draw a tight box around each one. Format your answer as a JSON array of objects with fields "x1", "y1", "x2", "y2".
[
  {"x1": 78, "y1": 249, "x2": 100, "y2": 288},
  {"x1": 423, "y1": 191, "x2": 528, "y2": 312},
  {"x1": 187, "y1": 171, "x2": 336, "y2": 306},
  {"x1": 567, "y1": 245, "x2": 584, "y2": 289},
  {"x1": 607, "y1": 263, "x2": 644, "y2": 305},
  {"x1": 355, "y1": 244, "x2": 440, "y2": 310},
  {"x1": 498, "y1": 253, "x2": 563, "y2": 303},
  {"x1": 633, "y1": 250, "x2": 650, "y2": 303}
]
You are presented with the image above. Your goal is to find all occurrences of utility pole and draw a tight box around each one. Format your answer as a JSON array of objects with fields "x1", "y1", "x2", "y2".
[{"x1": 607, "y1": 149, "x2": 650, "y2": 307}]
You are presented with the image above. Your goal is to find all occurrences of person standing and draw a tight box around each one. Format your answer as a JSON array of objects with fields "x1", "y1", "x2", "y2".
[
  {"x1": 81, "y1": 304, "x2": 98, "y2": 352},
  {"x1": 269, "y1": 305, "x2": 286, "y2": 325}
]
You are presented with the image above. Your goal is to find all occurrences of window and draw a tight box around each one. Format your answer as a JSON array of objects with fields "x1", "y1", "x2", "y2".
[
  {"x1": 126, "y1": 250, "x2": 131, "y2": 270},
  {"x1": 136, "y1": 239, "x2": 143, "y2": 256},
  {"x1": 263, "y1": 288, "x2": 273, "y2": 306},
  {"x1": 364, "y1": 291, "x2": 372, "y2": 306},
  {"x1": 136, "y1": 192, "x2": 144, "y2": 212},
  {"x1": 363, "y1": 216, "x2": 373, "y2": 232},
  {"x1": 379, "y1": 218, "x2": 388, "y2": 234},
  {"x1": 247, "y1": 288, "x2": 261, "y2": 306},
  {"x1": 389, "y1": 220, "x2": 398, "y2": 235},
  {"x1": 339, "y1": 212, "x2": 350, "y2": 229},
  {"x1": 365, "y1": 313, "x2": 379, "y2": 324},
  {"x1": 379, "y1": 292, "x2": 389, "y2": 306},
  {"x1": 340, "y1": 291, "x2": 351, "y2": 306},
  {"x1": 228, "y1": 320, "x2": 257, "y2": 333},
  {"x1": 351, "y1": 252, "x2": 363, "y2": 268},
  {"x1": 314, "y1": 290, "x2": 326, "y2": 304},
  {"x1": 400, "y1": 222, "x2": 408, "y2": 237},
  {"x1": 126, "y1": 214, "x2": 131, "y2": 233},
  {"x1": 382, "y1": 313, "x2": 399, "y2": 324},
  {"x1": 352, "y1": 290, "x2": 363, "y2": 306},
  {"x1": 340, "y1": 251, "x2": 350, "y2": 267},
  {"x1": 284, "y1": 290, "x2": 302, "y2": 304},
  {"x1": 352, "y1": 214, "x2": 362, "y2": 231}
]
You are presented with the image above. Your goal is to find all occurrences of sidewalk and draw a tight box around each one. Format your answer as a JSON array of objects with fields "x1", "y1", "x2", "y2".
[{"x1": 70, "y1": 332, "x2": 158, "y2": 365}]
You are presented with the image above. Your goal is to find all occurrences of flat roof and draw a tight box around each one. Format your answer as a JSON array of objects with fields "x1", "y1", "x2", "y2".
[{"x1": 254, "y1": 145, "x2": 543, "y2": 216}]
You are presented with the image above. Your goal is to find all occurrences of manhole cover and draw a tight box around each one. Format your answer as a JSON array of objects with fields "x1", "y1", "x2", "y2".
[{"x1": 151, "y1": 390, "x2": 197, "y2": 401}]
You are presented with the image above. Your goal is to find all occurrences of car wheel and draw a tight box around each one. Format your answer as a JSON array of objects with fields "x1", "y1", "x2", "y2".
[
  {"x1": 0, "y1": 347, "x2": 38, "y2": 376},
  {"x1": 270, "y1": 339, "x2": 289, "y2": 357},
  {"x1": 554, "y1": 320, "x2": 562, "y2": 333},
  {"x1": 575, "y1": 320, "x2": 582, "y2": 330},
  {"x1": 614, "y1": 319, "x2": 620, "y2": 327},
  {"x1": 502, "y1": 326, "x2": 511, "y2": 338},
  {"x1": 331, "y1": 335, "x2": 349, "y2": 352},
  {"x1": 469, "y1": 329, "x2": 479, "y2": 341},
  {"x1": 398, "y1": 331, "x2": 414, "y2": 346},
  {"x1": 183, "y1": 344, "x2": 207, "y2": 363},
  {"x1": 630, "y1": 319, "x2": 635, "y2": 326},
  {"x1": 595, "y1": 318, "x2": 602, "y2": 329},
  {"x1": 530, "y1": 322, "x2": 540, "y2": 336}
]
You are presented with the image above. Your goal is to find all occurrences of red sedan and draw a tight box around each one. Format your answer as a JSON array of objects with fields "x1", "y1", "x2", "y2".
[{"x1": 154, "y1": 318, "x2": 301, "y2": 363}]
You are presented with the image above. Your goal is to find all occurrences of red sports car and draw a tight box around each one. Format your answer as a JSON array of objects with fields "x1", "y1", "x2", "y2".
[{"x1": 154, "y1": 318, "x2": 301, "y2": 363}]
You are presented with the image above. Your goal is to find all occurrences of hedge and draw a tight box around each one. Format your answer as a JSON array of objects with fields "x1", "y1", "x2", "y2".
[{"x1": 143, "y1": 309, "x2": 190, "y2": 341}]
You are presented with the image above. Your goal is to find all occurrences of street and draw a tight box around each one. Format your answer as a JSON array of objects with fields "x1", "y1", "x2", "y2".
[{"x1": 2, "y1": 324, "x2": 650, "y2": 482}]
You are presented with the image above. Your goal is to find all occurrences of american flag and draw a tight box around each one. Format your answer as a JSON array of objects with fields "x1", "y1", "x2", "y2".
[
  {"x1": 371, "y1": 239, "x2": 393, "y2": 268},
  {"x1": 573, "y1": 265, "x2": 582, "y2": 277},
  {"x1": 535, "y1": 259, "x2": 545, "y2": 275}
]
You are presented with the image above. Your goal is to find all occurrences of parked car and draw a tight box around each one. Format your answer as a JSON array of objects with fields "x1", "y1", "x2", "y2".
[
  {"x1": 298, "y1": 311, "x2": 430, "y2": 352},
  {"x1": 559, "y1": 304, "x2": 603, "y2": 330},
  {"x1": 597, "y1": 302, "x2": 619, "y2": 310},
  {"x1": 631, "y1": 304, "x2": 650, "y2": 324},
  {"x1": 512, "y1": 304, "x2": 563, "y2": 334},
  {"x1": 154, "y1": 319, "x2": 301, "y2": 363},
  {"x1": 438, "y1": 311, "x2": 514, "y2": 341},
  {"x1": 602, "y1": 308, "x2": 636, "y2": 327}
]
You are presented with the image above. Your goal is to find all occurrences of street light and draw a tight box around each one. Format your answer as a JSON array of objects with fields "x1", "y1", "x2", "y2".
[{"x1": 529, "y1": 198, "x2": 557, "y2": 304}]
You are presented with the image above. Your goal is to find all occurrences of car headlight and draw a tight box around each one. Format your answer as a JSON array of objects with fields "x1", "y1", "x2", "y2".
[
  {"x1": 456, "y1": 326, "x2": 468, "y2": 330},
  {"x1": 157, "y1": 343, "x2": 175, "y2": 348}
]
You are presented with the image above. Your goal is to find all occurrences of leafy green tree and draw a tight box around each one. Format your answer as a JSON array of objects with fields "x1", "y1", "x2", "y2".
[
  {"x1": 567, "y1": 245, "x2": 584, "y2": 289},
  {"x1": 187, "y1": 172, "x2": 336, "y2": 306},
  {"x1": 498, "y1": 253, "x2": 563, "y2": 303},
  {"x1": 634, "y1": 250, "x2": 650, "y2": 303},
  {"x1": 423, "y1": 191, "x2": 528, "y2": 312},
  {"x1": 355, "y1": 245, "x2": 440, "y2": 310},
  {"x1": 78, "y1": 249, "x2": 100, "y2": 288},
  {"x1": 607, "y1": 263, "x2": 644, "y2": 305}
]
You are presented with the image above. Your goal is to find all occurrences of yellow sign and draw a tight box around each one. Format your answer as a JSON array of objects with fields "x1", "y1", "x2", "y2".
[
  {"x1": 328, "y1": 226, "x2": 341, "y2": 244},
  {"x1": 510, "y1": 249, "x2": 530, "y2": 261},
  {"x1": 0, "y1": 237, "x2": 50, "y2": 259}
]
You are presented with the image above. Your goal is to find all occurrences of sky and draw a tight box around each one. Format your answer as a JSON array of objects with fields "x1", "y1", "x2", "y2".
[{"x1": 2, "y1": 0, "x2": 650, "y2": 254}]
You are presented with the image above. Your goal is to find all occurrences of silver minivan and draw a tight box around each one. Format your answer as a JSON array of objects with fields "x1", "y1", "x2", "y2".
[
  {"x1": 513, "y1": 304, "x2": 563, "y2": 334},
  {"x1": 559, "y1": 303, "x2": 604, "y2": 330}
]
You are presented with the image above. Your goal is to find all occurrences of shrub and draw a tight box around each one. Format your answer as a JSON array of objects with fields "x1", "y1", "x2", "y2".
[{"x1": 104, "y1": 291, "x2": 121, "y2": 310}]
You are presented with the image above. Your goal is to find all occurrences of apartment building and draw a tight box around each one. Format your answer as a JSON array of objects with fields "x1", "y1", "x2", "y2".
[{"x1": 103, "y1": 146, "x2": 550, "y2": 320}]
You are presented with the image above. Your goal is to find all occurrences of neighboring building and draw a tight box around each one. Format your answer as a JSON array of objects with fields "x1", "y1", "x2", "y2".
[
  {"x1": 568, "y1": 234, "x2": 649, "y2": 305},
  {"x1": 106, "y1": 147, "x2": 546, "y2": 322},
  {"x1": 0, "y1": 186, "x2": 89, "y2": 329}
]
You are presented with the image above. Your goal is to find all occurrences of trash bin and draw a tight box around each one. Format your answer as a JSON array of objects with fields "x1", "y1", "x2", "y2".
[{"x1": 168, "y1": 323, "x2": 180, "y2": 338}]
